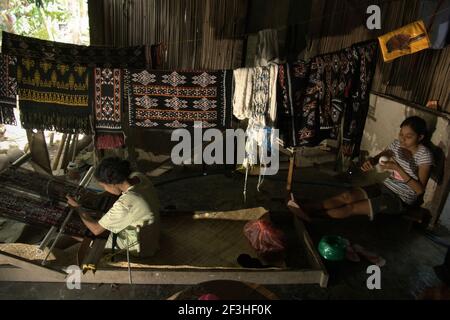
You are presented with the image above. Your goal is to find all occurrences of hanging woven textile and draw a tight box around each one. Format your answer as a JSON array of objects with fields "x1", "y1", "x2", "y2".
[
  {"x1": 16, "y1": 56, "x2": 91, "y2": 134},
  {"x1": 378, "y1": 20, "x2": 431, "y2": 62},
  {"x1": 232, "y1": 64, "x2": 278, "y2": 199},
  {"x1": 91, "y1": 67, "x2": 125, "y2": 149},
  {"x1": 1, "y1": 31, "x2": 148, "y2": 68},
  {"x1": 342, "y1": 41, "x2": 378, "y2": 158},
  {"x1": 128, "y1": 69, "x2": 233, "y2": 129},
  {"x1": 297, "y1": 46, "x2": 355, "y2": 147},
  {"x1": 276, "y1": 61, "x2": 310, "y2": 147},
  {"x1": 268, "y1": 41, "x2": 379, "y2": 154},
  {"x1": 0, "y1": 53, "x2": 17, "y2": 125}
]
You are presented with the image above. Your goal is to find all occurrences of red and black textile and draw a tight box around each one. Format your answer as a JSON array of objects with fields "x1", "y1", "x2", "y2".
[
  {"x1": 0, "y1": 168, "x2": 118, "y2": 238},
  {"x1": 0, "y1": 185, "x2": 88, "y2": 237},
  {"x1": 16, "y1": 56, "x2": 91, "y2": 134},
  {"x1": 0, "y1": 167, "x2": 79, "y2": 201},
  {"x1": 128, "y1": 69, "x2": 233, "y2": 129},
  {"x1": 0, "y1": 53, "x2": 17, "y2": 125},
  {"x1": 91, "y1": 68, "x2": 125, "y2": 149},
  {"x1": 1, "y1": 31, "x2": 147, "y2": 69}
]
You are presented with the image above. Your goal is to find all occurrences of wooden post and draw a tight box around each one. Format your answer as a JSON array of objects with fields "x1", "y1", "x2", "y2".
[
  {"x1": 52, "y1": 133, "x2": 67, "y2": 170},
  {"x1": 71, "y1": 134, "x2": 79, "y2": 162},
  {"x1": 49, "y1": 132, "x2": 55, "y2": 146},
  {"x1": 59, "y1": 134, "x2": 72, "y2": 170},
  {"x1": 286, "y1": 154, "x2": 295, "y2": 193},
  {"x1": 26, "y1": 130, "x2": 52, "y2": 175}
]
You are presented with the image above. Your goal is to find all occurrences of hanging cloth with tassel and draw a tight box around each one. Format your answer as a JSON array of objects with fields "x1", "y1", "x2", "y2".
[
  {"x1": 16, "y1": 56, "x2": 91, "y2": 134},
  {"x1": 233, "y1": 64, "x2": 278, "y2": 201},
  {"x1": 91, "y1": 67, "x2": 125, "y2": 149}
]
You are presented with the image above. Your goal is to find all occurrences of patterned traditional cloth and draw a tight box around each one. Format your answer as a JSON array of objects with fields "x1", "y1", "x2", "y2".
[
  {"x1": 0, "y1": 168, "x2": 117, "y2": 237},
  {"x1": 282, "y1": 41, "x2": 377, "y2": 155},
  {"x1": 128, "y1": 69, "x2": 233, "y2": 129},
  {"x1": 91, "y1": 68, "x2": 125, "y2": 149},
  {"x1": 0, "y1": 186, "x2": 87, "y2": 237},
  {"x1": 0, "y1": 53, "x2": 17, "y2": 125},
  {"x1": 1, "y1": 31, "x2": 148, "y2": 68},
  {"x1": 16, "y1": 56, "x2": 91, "y2": 133},
  {"x1": 277, "y1": 61, "x2": 310, "y2": 147},
  {"x1": 0, "y1": 167, "x2": 79, "y2": 201},
  {"x1": 342, "y1": 41, "x2": 378, "y2": 157},
  {"x1": 232, "y1": 64, "x2": 278, "y2": 168},
  {"x1": 233, "y1": 65, "x2": 278, "y2": 127},
  {"x1": 297, "y1": 46, "x2": 355, "y2": 147}
]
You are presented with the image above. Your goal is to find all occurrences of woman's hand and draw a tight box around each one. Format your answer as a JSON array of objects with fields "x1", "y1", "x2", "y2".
[
  {"x1": 361, "y1": 160, "x2": 374, "y2": 172},
  {"x1": 379, "y1": 160, "x2": 399, "y2": 171},
  {"x1": 66, "y1": 195, "x2": 80, "y2": 208}
]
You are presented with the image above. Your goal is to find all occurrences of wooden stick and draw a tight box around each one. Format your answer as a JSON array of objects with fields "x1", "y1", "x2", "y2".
[
  {"x1": 52, "y1": 133, "x2": 67, "y2": 171},
  {"x1": 286, "y1": 154, "x2": 295, "y2": 193},
  {"x1": 59, "y1": 134, "x2": 72, "y2": 171}
]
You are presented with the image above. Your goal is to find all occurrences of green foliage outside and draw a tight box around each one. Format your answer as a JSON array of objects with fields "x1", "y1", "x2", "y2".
[{"x1": 0, "y1": 0, "x2": 89, "y2": 47}]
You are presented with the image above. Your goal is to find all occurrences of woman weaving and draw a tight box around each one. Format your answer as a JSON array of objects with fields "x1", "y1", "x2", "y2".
[{"x1": 66, "y1": 157, "x2": 161, "y2": 257}]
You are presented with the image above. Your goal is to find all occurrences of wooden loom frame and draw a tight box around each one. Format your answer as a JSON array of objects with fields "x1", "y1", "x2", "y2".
[
  {"x1": 0, "y1": 216, "x2": 328, "y2": 287},
  {"x1": 1, "y1": 131, "x2": 328, "y2": 287}
]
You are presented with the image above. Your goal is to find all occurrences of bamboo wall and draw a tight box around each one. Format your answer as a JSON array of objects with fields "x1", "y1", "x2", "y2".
[{"x1": 306, "y1": 0, "x2": 450, "y2": 113}]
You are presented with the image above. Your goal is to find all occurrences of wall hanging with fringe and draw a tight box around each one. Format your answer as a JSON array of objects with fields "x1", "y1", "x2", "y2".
[
  {"x1": 128, "y1": 69, "x2": 233, "y2": 129},
  {"x1": 91, "y1": 67, "x2": 125, "y2": 149},
  {"x1": 275, "y1": 41, "x2": 378, "y2": 158},
  {"x1": 0, "y1": 53, "x2": 17, "y2": 125},
  {"x1": 1, "y1": 31, "x2": 148, "y2": 68},
  {"x1": 16, "y1": 56, "x2": 91, "y2": 134}
]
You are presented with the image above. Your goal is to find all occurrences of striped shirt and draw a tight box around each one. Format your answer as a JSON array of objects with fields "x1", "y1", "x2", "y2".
[{"x1": 383, "y1": 139, "x2": 433, "y2": 205}]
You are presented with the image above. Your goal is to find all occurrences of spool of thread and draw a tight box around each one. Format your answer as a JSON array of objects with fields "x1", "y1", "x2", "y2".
[
  {"x1": 67, "y1": 161, "x2": 80, "y2": 180},
  {"x1": 378, "y1": 156, "x2": 390, "y2": 165},
  {"x1": 318, "y1": 235, "x2": 347, "y2": 261}
]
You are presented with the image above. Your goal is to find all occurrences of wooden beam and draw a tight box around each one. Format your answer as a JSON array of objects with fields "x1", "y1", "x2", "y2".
[
  {"x1": 52, "y1": 133, "x2": 67, "y2": 170},
  {"x1": 294, "y1": 217, "x2": 329, "y2": 288},
  {"x1": 0, "y1": 250, "x2": 66, "y2": 282},
  {"x1": 26, "y1": 130, "x2": 52, "y2": 175},
  {"x1": 80, "y1": 268, "x2": 325, "y2": 285}
]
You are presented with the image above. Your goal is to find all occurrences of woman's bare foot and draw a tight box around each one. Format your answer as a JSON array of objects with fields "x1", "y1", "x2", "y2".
[{"x1": 287, "y1": 193, "x2": 311, "y2": 222}]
